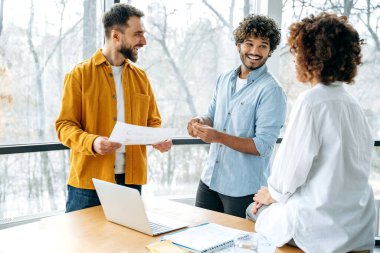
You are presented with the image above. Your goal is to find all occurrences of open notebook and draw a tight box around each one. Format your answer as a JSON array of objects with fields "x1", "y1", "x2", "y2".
[{"x1": 162, "y1": 223, "x2": 250, "y2": 253}]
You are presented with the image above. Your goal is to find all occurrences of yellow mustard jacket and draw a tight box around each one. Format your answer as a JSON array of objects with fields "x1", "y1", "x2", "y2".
[{"x1": 56, "y1": 49, "x2": 161, "y2": 189}]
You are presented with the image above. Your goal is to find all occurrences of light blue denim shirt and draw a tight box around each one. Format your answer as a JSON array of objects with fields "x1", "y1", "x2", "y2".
[{"x1": 201, "y1": 64, "x2": 287, "y2": 197}]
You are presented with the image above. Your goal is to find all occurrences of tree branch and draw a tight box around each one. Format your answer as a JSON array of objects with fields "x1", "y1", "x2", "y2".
[
  {"x1": 202, "y1": 0, "x2": 230, "y2": 29},
  {"x1": 43, "y1": 17, "x2": 83, "y2": 69},
  {"x1": 0, "y1": 0, "x2": 4, "y2": 37}
]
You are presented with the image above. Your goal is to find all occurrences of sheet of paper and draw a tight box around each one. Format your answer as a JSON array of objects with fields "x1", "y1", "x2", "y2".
[
  {"x1": 219, "y1": 233, "x2": 276, "y2": 253},
  {"x1": 146, "y1": 240, "x2": 189, "y2": 253},
  {"x1": 109, "y1": 121, "x2": 178, "y2": 145}
]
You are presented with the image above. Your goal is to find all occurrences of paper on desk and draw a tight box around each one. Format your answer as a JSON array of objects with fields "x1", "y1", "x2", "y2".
[
  {"x1": 109, "y1": 121, "x2": 178, "y2": 145},
  {"x1": 219, "y1": 233, "x2": 276, "y2": 253},
  {"x1": 146, "y1": 240, "x2": 189, "y2": 253}
]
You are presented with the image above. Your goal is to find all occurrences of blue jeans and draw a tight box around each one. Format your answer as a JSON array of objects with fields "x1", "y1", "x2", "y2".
[{"x1": 65, "y1": 174, "x2": 142, "y2": 213}]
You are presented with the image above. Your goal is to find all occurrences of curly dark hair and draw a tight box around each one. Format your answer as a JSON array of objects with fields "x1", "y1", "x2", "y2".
[
  {"x1": 288, "y1": 12, "x2": 363, "y2": 85},
  {"x1": 233, "y1": 14, "x2": 281, "y2": 52},
  {"x1": 102, "y1": 3, "x2": 144, "y2": 39}
]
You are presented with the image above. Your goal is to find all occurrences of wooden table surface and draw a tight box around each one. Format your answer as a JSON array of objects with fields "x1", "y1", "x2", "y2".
[{"x1": 0, "y1": 198, "x2": 302, "y2": 253}]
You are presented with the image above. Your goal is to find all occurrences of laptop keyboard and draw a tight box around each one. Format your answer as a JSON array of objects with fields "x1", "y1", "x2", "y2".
[{"x1": 149, "y1": 221, "x2": 173, "y2": 235}]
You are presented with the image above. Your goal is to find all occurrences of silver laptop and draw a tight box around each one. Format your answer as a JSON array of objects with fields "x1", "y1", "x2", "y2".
[{"x1": 92, "y1": 178, "x2": 188, "y2": 236}]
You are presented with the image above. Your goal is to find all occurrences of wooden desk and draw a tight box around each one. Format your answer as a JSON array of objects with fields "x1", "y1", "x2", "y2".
[{"x1": 0, "y1": 198, "x2": 302, "y2": 253}]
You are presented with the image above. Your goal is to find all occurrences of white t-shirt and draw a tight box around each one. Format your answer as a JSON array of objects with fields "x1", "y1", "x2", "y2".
[
  {"x1": 112, "y1": 65, "x2": 126, "y2": 174},
  {"x1": 235, "y1": 76, "x2": 246, "y2": 92}
]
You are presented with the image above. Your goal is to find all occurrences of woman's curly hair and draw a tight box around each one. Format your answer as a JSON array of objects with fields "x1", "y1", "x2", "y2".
[
  {"x1": 288, "y1": 12, "x2": 363, "y2": 85},
  {"x1": 233, "y1": 14, "x2": 281, "y2": 52}
]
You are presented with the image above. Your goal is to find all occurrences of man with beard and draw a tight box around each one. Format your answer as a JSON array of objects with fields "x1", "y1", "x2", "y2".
[
  {"x1": 187, "y1": 15, "x2": 286, "y2": 218},
  {"x1": 56, "y1": 4, "x2": 171, "y2": 212}
]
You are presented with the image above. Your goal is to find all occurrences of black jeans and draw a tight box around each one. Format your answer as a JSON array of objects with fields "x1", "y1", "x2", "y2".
[
  {"x1": 65, "y1": 174, "x2": 142, "y2": 213},
  {"x1": 195, "y1": 180, "x2": 254, "y2": 218}
]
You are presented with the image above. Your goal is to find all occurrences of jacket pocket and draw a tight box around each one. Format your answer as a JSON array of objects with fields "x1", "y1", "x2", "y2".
[{"x1": 134, "y1": 93, "x2": 150, "y2": 126}]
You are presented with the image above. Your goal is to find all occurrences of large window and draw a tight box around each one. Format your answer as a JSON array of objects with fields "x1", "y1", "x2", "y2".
[
  {"x1": 0, "y1": 0, "x2": 379, "y2": 222},
  {"x1": 0, "y1": 0, "x2": 255, "y2": 220},
  {"x1": 0, "y1": 0, "x2": 104, "y2": 220}
]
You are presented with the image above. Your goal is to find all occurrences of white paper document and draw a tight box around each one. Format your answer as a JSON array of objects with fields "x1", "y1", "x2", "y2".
[
  {"x1": 219, "y1": 232, "x2": 276, "y2": 253},
  {"x1": 162, "y1": 223, "x2": 250, "y2": 253},
  {"x1": 162, "y1": 223, "x2": 275, "y2": 253},
  {"x1": 109, "y1": 121, "x2": 178, "y2": 145}
]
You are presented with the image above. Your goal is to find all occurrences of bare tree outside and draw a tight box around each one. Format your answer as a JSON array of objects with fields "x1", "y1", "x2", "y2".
[
  {"x1": 0, "y1": 0, "x2": 91, "y2": 219},
  {"x1": 0, "y1": 0, "x2": 4, "y2": 37},
  {"x1": 83, "y1": 0, "x2": 97, "y2": 59}
]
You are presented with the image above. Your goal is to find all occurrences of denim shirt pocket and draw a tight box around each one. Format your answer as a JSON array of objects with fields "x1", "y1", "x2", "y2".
[{"x1": 232, "y1": 101, "x2": 254, "y2": 131}]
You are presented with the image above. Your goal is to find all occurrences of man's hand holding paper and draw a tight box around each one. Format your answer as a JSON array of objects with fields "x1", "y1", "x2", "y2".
[
  {"x1": 152, "y1": 139, "x2": 173, "y2": 153},
  {"x1": 93, "y1": 136, "x2": 122, "y2": 155},
  {"x1": 109, "y1": 122, "x2": 177, "y2": 148}
]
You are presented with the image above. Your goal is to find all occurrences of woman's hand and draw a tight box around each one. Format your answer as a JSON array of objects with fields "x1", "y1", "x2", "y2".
[
  {"x1": 251, "y1": 186, "x2": 276, "y2": 214},
  {"x1": 253, "y1": 186, "x2": 275, "y2": 205},
  {"x1": 251, "y1": 201, "x2": 263, "y2": 215}
]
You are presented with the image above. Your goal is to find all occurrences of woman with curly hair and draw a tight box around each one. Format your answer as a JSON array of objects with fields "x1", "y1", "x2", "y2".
[{"x1": 246, "y1": 12, "x2": 376, "y2": 252}]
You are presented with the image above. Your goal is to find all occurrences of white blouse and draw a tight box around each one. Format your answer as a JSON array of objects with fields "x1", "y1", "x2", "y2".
[{"x1": 256, "y1": 83, "x2": 376, "y2": 253}]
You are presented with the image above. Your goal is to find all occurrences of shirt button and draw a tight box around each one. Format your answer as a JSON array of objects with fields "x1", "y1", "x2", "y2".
[
  {"x1": 112, "y1": 95, "x2": 117, "y2": 99},
  {"x1": 241, "y1": 102, "x2": 244, "y2": 105},
  {"x1": 227, "y1": 112, "x2": 231, "y2": 116},
  {"x1": 219, "y1": 144, "x2": 222, "y2": 147},
  {"x1": 216, "y1": 161, "x2": 219, "y2": 164},
  {"x1": 223, "y1": 128, "x2": 226, "y2": 132},
  {"x1": 113, "y1": 117, "x2": 117, "y2": 121},
  {"x1": 109, "y1": 73, "x2": 113, "y2": 77}
]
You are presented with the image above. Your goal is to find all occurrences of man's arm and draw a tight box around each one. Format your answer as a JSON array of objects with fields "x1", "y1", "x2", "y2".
[
  {"x1": 251, "y1": 87, "x2": 287, "y2": 158},
  {"x1": 55, "y1": 72, "x2": 99, "y2": 155},
  {"x1": 193, "y1": 124, "x2": 259, "y2": 155}
]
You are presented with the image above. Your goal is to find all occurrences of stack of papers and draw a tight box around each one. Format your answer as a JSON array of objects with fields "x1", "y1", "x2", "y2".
[
  {"x1": 162, "y1": 223, "x2": 250, "y2": 253},
  {"x1": 162, "y1": 223, "x2": 276, "y2": 253}
]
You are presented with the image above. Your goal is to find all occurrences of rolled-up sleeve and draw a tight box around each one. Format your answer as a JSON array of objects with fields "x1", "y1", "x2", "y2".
[{"x1": 253, "y1": 87, "x2": 287, "y2": 157}]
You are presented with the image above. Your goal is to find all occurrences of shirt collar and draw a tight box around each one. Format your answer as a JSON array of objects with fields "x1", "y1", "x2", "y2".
[
  {"x1": 232, "y1": 64, "x2": 268, "y2": 83},
  {"x1": 315, "y1": 81, "x2": 343, "y2": 88},
  {"x1": 93, "y1": 49, "x2": 131, "y2": 68}
]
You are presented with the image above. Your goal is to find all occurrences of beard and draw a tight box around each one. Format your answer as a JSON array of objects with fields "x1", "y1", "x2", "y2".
[
  {"x1": 119, "y1": 44, "x2": 137, "y2": 63},
  {"x1": 240, "y1": 54, "x2": 268, "y2": 71}
]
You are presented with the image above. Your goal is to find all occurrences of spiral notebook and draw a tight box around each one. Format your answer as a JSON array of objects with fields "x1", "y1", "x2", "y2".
[{"x1": 162, "y1": 223, "x2": 250, "y2": 253}]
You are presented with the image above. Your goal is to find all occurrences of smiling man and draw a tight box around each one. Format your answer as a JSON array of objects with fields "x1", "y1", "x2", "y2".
[
  {"x1": 187, "y1": 15, "x2": 287, "y2": 218},
  {"x1": 56, "y1": 4, "x2": 171, "y2": 213}
]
